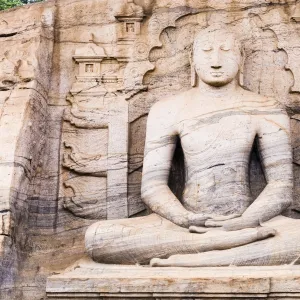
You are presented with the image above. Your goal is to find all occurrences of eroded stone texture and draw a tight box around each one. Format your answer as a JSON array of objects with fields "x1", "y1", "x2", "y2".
[
  {"x1": 46, "y1": 258, "x2": 300, "y2": 299},
  {"x1": 0, "y1": 2, "x2": 55, "y2": 299},
  {"x1": 0, "y1": 0, "x2": 300, "y2": 299}
]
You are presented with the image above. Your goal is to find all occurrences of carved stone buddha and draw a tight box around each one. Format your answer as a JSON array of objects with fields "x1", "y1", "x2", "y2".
[{"x1": 85, "y1": 25, "x2": 300, "y2": 267}]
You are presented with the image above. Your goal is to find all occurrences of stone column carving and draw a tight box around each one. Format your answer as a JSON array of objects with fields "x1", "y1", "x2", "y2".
[
  {"x1": 61, "y1": 1, "x2": 147, "y2": 221},
  {"x1": 61, "y1": 42, "x2": 129, "y2": 220}
]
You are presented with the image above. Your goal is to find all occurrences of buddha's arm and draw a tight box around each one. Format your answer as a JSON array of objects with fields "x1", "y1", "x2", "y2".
[
  {"x1": 141, "y1": 101, "x2": 212, "y2": 228},
  {"x1": 207, "y1": 106, "x2": 293, "y2": 231},
  {"x1": 141, "y1": 101, "x2": 189, "y2": 227},
  {"x1": 242, "y1": 109, "x2": 293, "y2": 220}
]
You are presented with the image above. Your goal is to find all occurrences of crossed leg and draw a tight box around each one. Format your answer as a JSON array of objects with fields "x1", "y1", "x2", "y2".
[
  {"x1": 85, "y1": 213, "x2": 275, "y2": 265},
  {"x1": 151, "y1": 215, "x2": 300, "y2": 267}
]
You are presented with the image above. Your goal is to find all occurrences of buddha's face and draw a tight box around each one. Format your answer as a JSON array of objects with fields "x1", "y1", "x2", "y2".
[{"x1": 193, "y1": 31, "x2": 241, "y2": 87}]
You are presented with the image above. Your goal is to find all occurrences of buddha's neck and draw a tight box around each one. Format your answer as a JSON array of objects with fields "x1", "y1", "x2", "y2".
[{"x1": 197, "y1": 79, "x2": 240, "y2": 100}]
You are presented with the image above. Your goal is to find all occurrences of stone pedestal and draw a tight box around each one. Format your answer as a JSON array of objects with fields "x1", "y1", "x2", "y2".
[{"x1": 46, "y1": 258, "x2": 300, "y2": 299}]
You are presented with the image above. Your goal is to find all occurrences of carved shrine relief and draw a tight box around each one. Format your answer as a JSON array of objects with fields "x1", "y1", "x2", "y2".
[
  {"x1": 116, "y1": 16, "x2": 143, "y2": 42},
  {"x1": 61, "y1": 42, "x2": 129, "y2": 220},
  {"x1": 60, "y1": 1, "x2": 149, "y2": 221},
  {"x1": 122, "y1": 7, "x2": 196, "y2": 91}
]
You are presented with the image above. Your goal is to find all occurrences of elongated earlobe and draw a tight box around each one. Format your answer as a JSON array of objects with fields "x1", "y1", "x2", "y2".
[{"x1": 189, "y1": 50, "x2": 197, "y2": 87}]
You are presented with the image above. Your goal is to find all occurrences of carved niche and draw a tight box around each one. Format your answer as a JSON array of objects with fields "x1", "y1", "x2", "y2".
[
  {"x1": 260, "y1": 9, "x2": 300, "y2": 93},
  {"x1": 114, "y1": 0, "x2": 144, "y2": 43}
]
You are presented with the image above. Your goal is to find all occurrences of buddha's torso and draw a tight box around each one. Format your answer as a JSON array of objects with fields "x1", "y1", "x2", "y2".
[{"x1": 175, "y1": 93, "x2": 258, "y2": 216}]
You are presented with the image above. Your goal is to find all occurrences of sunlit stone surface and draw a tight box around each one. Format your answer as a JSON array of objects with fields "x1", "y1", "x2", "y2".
[{"x1": 0, "y1": 0, "x2": 300, "y2": 299}]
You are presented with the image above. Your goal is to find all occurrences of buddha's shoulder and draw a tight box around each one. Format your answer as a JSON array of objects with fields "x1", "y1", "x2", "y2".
[
  {"x1": 241, "y1": 90, "x2": 286, "y2": 114},
  {"x1": 149, "y1": 91, "x2": 187, "y2": 117}
]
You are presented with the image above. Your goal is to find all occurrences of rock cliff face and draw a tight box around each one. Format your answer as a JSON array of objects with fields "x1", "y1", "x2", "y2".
[{"x1": 0, "y1": 0, "x2": 300, "y2": 299}]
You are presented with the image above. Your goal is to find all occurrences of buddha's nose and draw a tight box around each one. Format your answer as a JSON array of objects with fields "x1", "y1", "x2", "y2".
[{"x1": 211, "y1": 51, "x2": 222, "y2": 69}]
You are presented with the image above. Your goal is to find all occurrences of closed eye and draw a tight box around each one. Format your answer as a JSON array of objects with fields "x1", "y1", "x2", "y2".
[
  {"x1": 202, "y1": 47, "x2": 213, "y2": 52},
  {"x1": 221, "y1": 45, "x2": 230, "y2": 51}
]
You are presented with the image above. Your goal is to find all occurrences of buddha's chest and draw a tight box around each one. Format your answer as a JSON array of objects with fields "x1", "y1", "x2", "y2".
[{"x1": 178, "y1": 112, "x2": 256, "y2": 161}]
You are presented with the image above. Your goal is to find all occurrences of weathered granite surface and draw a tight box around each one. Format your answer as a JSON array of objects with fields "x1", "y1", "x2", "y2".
[
  {"x1": 0, "y1": 0, "x2": 300, "y2": 299},
  {"x1": 46, "y1": 258, "x2": 300, "y2": 299}
]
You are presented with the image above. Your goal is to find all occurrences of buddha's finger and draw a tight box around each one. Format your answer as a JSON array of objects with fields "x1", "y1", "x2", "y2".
[
  {"x1": 222, "y1": 217, "x2": 259, "y2": 231},
  {"x1": 205, "y1": 219, "x2": 224, "y2": 227},
  {"x1": 211, "y1": 214, "x2": 241, "y2": 221}
]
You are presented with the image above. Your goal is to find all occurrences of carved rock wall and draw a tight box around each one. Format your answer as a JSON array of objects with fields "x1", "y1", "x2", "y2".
[
  {"x1": 0, "y1": 0, "x2": 300, "y2": 299},
  {"x1": 0, "y1": 2, "x2": 55, "y2": 299}
]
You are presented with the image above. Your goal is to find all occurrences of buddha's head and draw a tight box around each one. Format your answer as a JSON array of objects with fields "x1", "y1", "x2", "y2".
[{"x1": 192, "y1": 26, "x2": 244, "y2": 87}]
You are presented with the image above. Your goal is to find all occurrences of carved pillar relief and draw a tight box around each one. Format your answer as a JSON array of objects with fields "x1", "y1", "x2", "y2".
[
  {"x1": 60, "y1": 0, "x2": 150, "y2": 221},
  {"x1": 61, "y1": 43, "x2": 129, "y2": 220}
]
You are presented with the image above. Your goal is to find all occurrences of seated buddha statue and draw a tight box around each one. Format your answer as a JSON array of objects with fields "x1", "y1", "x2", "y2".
[{"x1": 85, "y1": 25, "x2": 300, "y2": 267}]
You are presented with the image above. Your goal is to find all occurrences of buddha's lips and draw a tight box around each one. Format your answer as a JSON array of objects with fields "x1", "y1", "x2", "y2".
[{"x1": 210, "y1": 72, "x2": 224, "y2": 77}]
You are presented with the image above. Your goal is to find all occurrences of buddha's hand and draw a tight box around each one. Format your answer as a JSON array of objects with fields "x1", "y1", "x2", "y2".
[
  {"x1": 187, "y1": 213, "x2": 215, "y2": 227},
  {"x1": 188, "y1": 213, "x2": 240, "y2": 233},
  {"x1": 205, "y1": 216, "x2": 260, "y2": 231}
]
